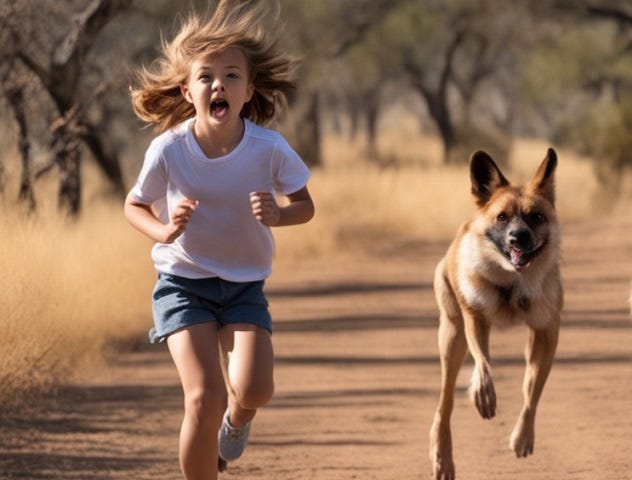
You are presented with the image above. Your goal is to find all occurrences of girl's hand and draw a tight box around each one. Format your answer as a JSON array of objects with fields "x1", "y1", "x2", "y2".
[
  {"x1": 250, "y1": 191, "x2": 280, "y2": 226},
  {"x1": 164, "y1": 198, "x2": 198, "y2": 243}
]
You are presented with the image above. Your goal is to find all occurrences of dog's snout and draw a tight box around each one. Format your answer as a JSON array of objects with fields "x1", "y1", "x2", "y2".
[{"x1": 509, "y1": 228, "x2": 534, "y2": 250}]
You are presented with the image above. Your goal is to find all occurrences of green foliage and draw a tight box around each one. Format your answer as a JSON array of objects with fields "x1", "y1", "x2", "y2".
[
  {"x1": 523, "y1": 22, "x2": 623, "y2": 107},
  {"x1": 2, "y1": 1, "x2": 632, "y2": 191},
  {"x1": 593, "y1": 100, "x2": 632, "y2": 182},
  {"x1": 449, "y1": 123, "x2": 512, "y2": 167},
  {"x1": 522, "y1": 17, "x2": 632, "y2": 182}
]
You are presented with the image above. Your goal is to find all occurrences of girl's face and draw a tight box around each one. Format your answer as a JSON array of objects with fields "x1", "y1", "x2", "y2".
[{"x1": 181, "y1": 47, "x2": 254, "y2": 130}]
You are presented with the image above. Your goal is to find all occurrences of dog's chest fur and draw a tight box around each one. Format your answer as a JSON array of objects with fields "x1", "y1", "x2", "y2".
[{"x1": 454, "y1": 231, "x2": 559, "y2": 329}]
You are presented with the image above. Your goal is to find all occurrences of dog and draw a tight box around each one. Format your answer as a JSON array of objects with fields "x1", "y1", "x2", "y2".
[{"x1": 429, "y1": 148, "x2": 563, "y2": 480}]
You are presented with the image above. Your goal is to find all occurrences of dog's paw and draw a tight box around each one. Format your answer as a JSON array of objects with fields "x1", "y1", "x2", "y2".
[
  {"x1": 509, "y1": 413, "x2": 535, "y2": 457},
  {"x1": 430, "y1": 449, "x2": 456, "y2": 480},
  {"x1": 469, "y1": 368, "x2": 496, "y2": 419},
  {"x1": 429, "y1": 418, "x2": 455, "y2": 480},
  {"x1": 431, "y1": 458, "x2": 456, "y2": 480}
]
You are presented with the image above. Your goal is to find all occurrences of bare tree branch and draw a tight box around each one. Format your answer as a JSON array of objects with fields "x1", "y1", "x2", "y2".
[
  {"x1": 587, "y1": 5, "x2": 632, "y2": 25},
  {"x1": 8, "y1": 0, "x2": 133, "y2": 214},
  {"x1": 50, "y1": 0, "x2": 133, "y2": 110},
  {"x1": 331, "y1": 0, "x2": 408, "y2": 57}
]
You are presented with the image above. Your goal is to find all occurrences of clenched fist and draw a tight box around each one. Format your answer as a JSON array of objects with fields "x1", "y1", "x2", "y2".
[
  {"x1": 250, "y1": 191, "x2": 280, "y2": 226},
  {"x1": 164, "y1": 198, "x2": 199, "y2": 243}
]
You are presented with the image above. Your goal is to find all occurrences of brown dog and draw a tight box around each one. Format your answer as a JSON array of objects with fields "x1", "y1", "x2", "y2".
[{"x1": 429, "y1": 149, "x2": 563, "y2": 480}]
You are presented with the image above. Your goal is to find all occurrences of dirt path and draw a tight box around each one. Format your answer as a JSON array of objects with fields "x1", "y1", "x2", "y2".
[{"x1": 1, "y1": 218, "x2": 631, "y2": 480}]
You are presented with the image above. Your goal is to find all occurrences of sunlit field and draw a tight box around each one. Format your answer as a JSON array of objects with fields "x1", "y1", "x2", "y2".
[
  {"x1": 275, "y1": 128, "x2": 630, "y2": 259},
  {"x1": 1, "y1": 121, "x2": 630, "y2": 410},
  {"x1": 1, "y1": 201, "x2": 155, "y2": 409}
]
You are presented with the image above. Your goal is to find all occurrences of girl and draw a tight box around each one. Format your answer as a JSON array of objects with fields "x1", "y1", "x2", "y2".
[{"x1": 124, "y1": 1, "x2": 314, "y2": 479}]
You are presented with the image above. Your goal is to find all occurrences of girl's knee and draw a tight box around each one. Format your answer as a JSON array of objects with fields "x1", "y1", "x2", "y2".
[
  {"x1": 233, "y1": 379, "x2": 274, "y2": 409},
  {"x1": 184, "y1": 386, "x2": 227, "y2": 424},
  {"x1": 225, "y1": 327, "x2": 275, "y2": 408}
]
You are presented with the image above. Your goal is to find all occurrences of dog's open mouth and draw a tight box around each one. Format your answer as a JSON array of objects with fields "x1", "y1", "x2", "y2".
[{"x1": 507, "y1": 245, "x2": 543, "y2": 272}]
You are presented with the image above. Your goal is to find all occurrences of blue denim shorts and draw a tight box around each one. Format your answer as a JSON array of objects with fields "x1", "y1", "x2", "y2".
[{"x1": 149, "y1": 273, "x2": 272, "y2": 343}]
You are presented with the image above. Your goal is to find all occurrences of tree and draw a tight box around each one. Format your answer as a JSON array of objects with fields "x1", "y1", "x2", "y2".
[
  {"x1": 1, "y1": 64, "x2": 36, "y2": 211},
  {"x1": 278, "y1": 0, "x2": 407, "y2": 166},
  {"x1": 353, "y1": 0, "x2": 533, "y2": 164},
  {"x1": 521, "y1": 0, "x2": 632, "y2": 181},
  {"x1": 1, "y1": 0, "x2": 132, "y2": 215}
]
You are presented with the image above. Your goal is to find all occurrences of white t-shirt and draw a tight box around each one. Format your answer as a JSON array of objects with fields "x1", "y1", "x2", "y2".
[{"x1": 130, "y1": 118, "x2": 311, "y2": 281}]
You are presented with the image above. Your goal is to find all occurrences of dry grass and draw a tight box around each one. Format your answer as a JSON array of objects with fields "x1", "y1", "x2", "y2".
[
  {"x1": 275, "y1": 131, "x2": 625, "y2": 260},
  {"x1": 1, "y1": 123, "x2": 629, "y2": 409},
  {"x1": 0, "y1": 188, "x2": 155, "y2": 410}
]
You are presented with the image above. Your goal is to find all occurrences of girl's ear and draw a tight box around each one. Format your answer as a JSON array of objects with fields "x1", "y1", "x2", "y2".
[
  {"x1": 180, "y1": 83, "x2": 193, "y2": 103},
  {"x1": 246, "y1": 83, "x2": 255, "y2": 102}
]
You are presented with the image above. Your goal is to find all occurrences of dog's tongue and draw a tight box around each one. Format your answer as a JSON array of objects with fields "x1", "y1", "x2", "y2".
[{"x1": 510, "y1": 248, "x2": 529, "y2": 269}]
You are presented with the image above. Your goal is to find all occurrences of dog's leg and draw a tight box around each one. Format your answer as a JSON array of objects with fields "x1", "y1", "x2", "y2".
[
  {"x1": 430, "y1": 311, "x2": 467, "y2": 480},
  {"x1": 463, "y1": 313, "x2": 496, "y2": 419},
  {"x1": 509, "y1": 322, "x2": 559, "y2": 457},
  {"x1": 430, "y1": 265, "x2": 467, "y2": 480}
]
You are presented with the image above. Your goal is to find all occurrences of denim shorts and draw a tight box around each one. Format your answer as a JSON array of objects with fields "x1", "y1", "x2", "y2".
[{"x1": 149, "y1": 273, "x2": 272, "y2": 343}]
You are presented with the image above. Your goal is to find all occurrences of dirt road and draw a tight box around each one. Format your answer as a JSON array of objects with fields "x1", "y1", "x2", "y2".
[{"x1": 1, "y1": 217, "x2": 631, "y2": 480}]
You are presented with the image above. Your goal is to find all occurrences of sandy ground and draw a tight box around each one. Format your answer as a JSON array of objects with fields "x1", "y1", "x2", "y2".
[{"x1": 1, "y1": 216, "x2": 631, "y2": 480}]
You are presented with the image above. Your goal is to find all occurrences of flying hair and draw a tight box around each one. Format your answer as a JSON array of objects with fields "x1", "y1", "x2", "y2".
[{"x1": 130, "y1": 0, "x2": 297, "y2": 132}]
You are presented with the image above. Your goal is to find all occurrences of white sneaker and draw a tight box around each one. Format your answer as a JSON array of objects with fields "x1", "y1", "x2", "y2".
[{"x1": 218, "y1": 408, "x2": 251, "y2": 462}]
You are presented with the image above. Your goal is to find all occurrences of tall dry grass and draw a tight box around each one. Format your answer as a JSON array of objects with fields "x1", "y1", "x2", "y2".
[
  {"x1": 275, "y1": 130, "x2": 627, "y2": 260},
  {"x1": 0, "y1": 179, "x2": 155, "y2": 410},
  {"x1": 1, "y1": 118, "x2": 629, "y2": 409}
]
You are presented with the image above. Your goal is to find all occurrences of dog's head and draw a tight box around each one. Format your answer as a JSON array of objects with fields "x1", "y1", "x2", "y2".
[{"x1": 469, "y1": 148, "x2": 558, "y2": 273}]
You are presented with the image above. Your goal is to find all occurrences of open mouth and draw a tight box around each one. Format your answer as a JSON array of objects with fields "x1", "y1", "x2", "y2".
[
  {"x1": 506, "y1": 244, "x2": 543, "y2": 272},
  {"x1": 210, "y1": 99, "x2": 229, "y2": 119}
]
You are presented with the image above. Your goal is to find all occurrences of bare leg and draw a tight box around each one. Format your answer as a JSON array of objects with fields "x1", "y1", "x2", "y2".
[
  {"x1": 509, "y1": 323, "x2": 559, "y2": 457},
  {"x1": 167, "y1": 323, "x2": 226, "y2": 480},
  {"x1": 463, "y1": 313, "x2": 496, "y2": 419},
  {"x1": 219, "y1": 324, "x2": 274, "y2": 428}
]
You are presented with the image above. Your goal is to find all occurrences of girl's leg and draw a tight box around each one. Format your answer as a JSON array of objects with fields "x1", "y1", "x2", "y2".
[
  {"x1": 219, "y1": 324, "x2": 274, "y2": 427},
  {"x1": 167, "y1": 322, "x2": 226, "y2": 480}
]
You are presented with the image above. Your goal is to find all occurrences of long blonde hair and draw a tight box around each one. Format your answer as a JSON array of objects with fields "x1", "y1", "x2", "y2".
[{"x1": 130, "y1": 0, "x2": 296, "y2": 132}]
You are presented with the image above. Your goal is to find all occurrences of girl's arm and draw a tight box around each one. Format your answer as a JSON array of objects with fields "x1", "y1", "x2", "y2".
[
  {"x1": 250, "y1": 186, "x2": 314, "y2": 227},
  {"x1": 124, "y1": 192, "x2": 198, "y2": 244}
]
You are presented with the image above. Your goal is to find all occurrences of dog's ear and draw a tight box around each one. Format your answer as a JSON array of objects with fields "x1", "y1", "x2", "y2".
[
  {"x1": 530, "y1": 148, "x2": 557, "y2": 206},
  {"x1": 470, "y1": 151, "x2": 509, "y2": 207}
]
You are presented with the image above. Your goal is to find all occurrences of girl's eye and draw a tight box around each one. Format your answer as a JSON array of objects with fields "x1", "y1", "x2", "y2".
[{"x1": 497, "y1": 212, "x2": 507, "y2": 222}]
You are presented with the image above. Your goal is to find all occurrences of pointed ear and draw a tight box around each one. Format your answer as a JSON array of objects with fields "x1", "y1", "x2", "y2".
[
  {"x1": 470, "y1": 150, "x2": 509, "y2": 207},
  {"x1": 530, "y1": 148, "x2": 557, "y2": 206}
]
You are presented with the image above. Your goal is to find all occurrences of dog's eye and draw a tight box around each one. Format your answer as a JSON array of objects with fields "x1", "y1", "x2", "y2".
[
  {"x1": 530, "y1": 212, "x2": 546, "y2": 224},
  {"x1": 496, "y1": 212, "x2": 508, "y2": 222}
]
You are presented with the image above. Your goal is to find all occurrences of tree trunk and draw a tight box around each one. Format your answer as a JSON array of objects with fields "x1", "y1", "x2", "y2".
[
  {"x1": 80, "y1": 121, "x2": 125, "y2": 193},
  {"x1": 290, "y1": 90, "x2": 321, "y2": 168},
  {"x1": 365, "y1": 93, "x2": 380, "y2": 160},
  {"x1": 410, "y1": 79, "x2": 457, "y2": 163},
  {"x1": 57, "y1": 147, "x2": 82, "y2": 217},
  {"x1": 51, "y1": 107, "x2": 85, "y2": 216},
  {"x1": 5, "y1": 85, "x2": 36, "y2": 211},
  {"x1": 427, "y1": 95, "x2": 457, "y2": 163},
  {"x1": 13, "y1": 0, "x2": 132, "y2": 215}
]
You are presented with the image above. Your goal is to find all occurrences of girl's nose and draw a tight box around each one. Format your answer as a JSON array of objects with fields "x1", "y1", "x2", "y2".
[{"x1": 212, "y1": 79, "x2": 225, "y2": 92}]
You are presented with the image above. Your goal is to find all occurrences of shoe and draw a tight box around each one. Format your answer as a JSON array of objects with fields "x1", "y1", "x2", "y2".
[{"x1": 218, "y1": 408, "x2": 251, "y2": 462}]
